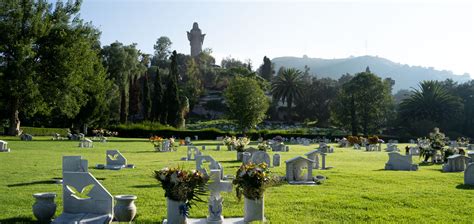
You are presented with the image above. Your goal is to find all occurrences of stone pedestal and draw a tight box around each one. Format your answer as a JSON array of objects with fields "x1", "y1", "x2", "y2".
[
  {"x1": 164, "y1": 198, "x2": 187, "y2": 224},
  {"x1": 244, "y1": 197, "x2": 264, "y2": 223}
]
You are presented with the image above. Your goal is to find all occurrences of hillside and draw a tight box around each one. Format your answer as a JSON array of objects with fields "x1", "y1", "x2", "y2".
[{"x1": 272, "y1": 55, "x2": 471, "y2": 91}]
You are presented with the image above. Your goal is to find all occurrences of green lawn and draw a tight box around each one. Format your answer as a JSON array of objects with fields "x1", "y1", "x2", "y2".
[{"x1": 0, "y1": 136, "x2": 473, "y2": 223}]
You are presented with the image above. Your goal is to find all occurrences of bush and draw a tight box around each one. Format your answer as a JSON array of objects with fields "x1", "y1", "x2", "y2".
[{"x1": 21, "y1": 127, "x2": 70, "y2": 136}]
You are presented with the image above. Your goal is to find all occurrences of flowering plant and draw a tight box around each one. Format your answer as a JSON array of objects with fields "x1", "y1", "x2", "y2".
[
  {"x1": 347, "y1": 136, "x2": 361, "y2": 145},
  {"x1": 233, "y1": 162, "x2": 270, "y2": 200},
  {"x1": 257, "y1": 141, "x2": 271, "y2": 151},
  {"x1": 223, "y1": 136, "x2": 236, "y2": 146},
  {"x1": 368, "y1": 136, "x2": 379, "y2": 145},
  {"x1": 234, "y1": 137, "x2": 250, "y2": 152},
  {"x1": 149, "y1": 136, "x2": 164, "y2": 148},
  {"x1": 154, "y1": 167, "x2": 208, "y2": 210}
]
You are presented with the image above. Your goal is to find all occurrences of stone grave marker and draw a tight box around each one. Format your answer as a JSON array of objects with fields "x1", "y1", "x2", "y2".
[
  {"x1": 0, "y1": 140, "x2": 10, "y2": 152},
  {"x1": 285, "y1": 156, "x2": 315, "y2": 184},
  {"x1": 384, "y1": 152, "x2": 418, "y2": 171},
  {"x1": 249, "y1": 151, "x2": 271, "y2": 167},
  {"x1": 273, "y1": 154, "x2": 281, "y2": 167},
  {"x1": 442, "y1": 154, "x2": 469, "y2": 172},
  {"x1": 464, "y1": 163, "x2": 474, "y2": 185}
]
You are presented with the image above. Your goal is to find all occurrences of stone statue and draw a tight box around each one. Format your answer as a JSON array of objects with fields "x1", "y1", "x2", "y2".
[{"x1": 187, "y1": 22, "x2": 205, "y2": 57}]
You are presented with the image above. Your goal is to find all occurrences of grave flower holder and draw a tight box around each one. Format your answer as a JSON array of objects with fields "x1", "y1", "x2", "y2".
[
  {"x1": 114, "y1": 195, "x2": 137, "y2": 222},
  {"x1": 166, "y1": 198, "x2": 188, "y2": 224},
  {"x1": 32, "y1": 192, "x2": 57, "y2": 222},
  {"x1": 244, "y1": 196, "x2": 265, "y2": 223}
]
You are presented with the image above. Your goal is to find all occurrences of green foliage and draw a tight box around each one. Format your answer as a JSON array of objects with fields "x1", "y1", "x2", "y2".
[
  {"x1": 295, "y1": 77, "x2": 338, "y2": 126},
  {"x1": 152, "y1": 36, "x2": 172, "y2": 68},
  {"x1": 20, "y1": 127, "x2": 70, "y2": 136},
  {"x1": 258, "y1": 56, "x2": 275, "y2": 81},
  {"x1": 224, "y1": 77, "x2": 269, "y2": 132},
  {"x1": 152, "y1": 67, "x2": 165, "y2": 122},
  {"x1": 399, "y1": 81, "x2": 463, "y2": 135},
  {"x1": 142, "y1": 73, "x2": 152, "y2": 120},
  {"x1": 271, "y1": 68, "x2": 305, "y2": 120},
  {"x1": 163, "y1": 51, "x2": 181, "y2": 127},
  {"x1": 331, "y1": 71, "x2": 394, "y2": 135},
  {"x1": 0, "y1": 0, "x2": 110, "y2": 135},
  {"x1": 182, "y1": 58, "x2": 203, "y2": 110}
]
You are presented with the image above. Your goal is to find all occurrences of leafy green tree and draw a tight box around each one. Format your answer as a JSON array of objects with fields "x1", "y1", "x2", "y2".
[
  {"x1": 102, "y1": 42, "x2": 145, "y2": 123},
  {"x1": 152, "y1": 36, "x2": 172, "y2": 68},
  {"x1": 271, "y1": 68, "x2": 305, "y2": 120},
  {"x1": 224, "y1": 76, "x2": 269, "y2": 133},
  {"x1": 163, "y1": 51, "x2": 181, "y2": 127},
  {"x1": 258, "y1": 56, "x2": 275, "y2": 81},
  {"x1": 0, "y1": 0, "x2": 109, "y2": 135},
  {"x1": 399, "y1": 81, "x2": 463, "y2": 133},
  {"x1": 295, "y1": 77, "x2": 338, "y2": 125},
  {"x1": 183, "y1": 58, "x2": 203, "y2": 111},
  {"x1": 332, "y1": 71, "x2": 393, "y2": 135}
]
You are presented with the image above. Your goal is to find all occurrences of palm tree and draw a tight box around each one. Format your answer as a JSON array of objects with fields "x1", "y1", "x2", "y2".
[
  {"x1": 399, "y1": 80, "x2": 462, "y2": 123},
  {"x1": 271, "y1": 68, "x2": 305, "y2": 120}
]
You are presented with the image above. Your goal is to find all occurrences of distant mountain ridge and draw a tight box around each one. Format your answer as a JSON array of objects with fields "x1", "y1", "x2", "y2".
[{"x1": 272, "y1": 55, "x2": 471, "y2": 91}]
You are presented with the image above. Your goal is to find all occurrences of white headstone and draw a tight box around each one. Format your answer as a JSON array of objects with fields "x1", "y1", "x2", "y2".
[
  {"x1": 105, "y1": 149, "x2": 128, "y2": 170},
  {"x1": 285, "y1": 156, "x2": 315, "y2": 184},
  {"x1": 207, "y1": 170, "x2": 232, "y2": 223},
  {"x1": 384, "y1": 152, "x2": 418, "y2": 171},
  {"x1": 442, "y1": 154, "x2": 469, "y2": 172},
  {"x1": 464, "y1": 163, "x2": 474, "y2": 185}
]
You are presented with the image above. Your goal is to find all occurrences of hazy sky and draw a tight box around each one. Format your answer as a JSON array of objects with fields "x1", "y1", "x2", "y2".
[{"x1": 79, "y1": 0, "x2": 474, "y2": 77}]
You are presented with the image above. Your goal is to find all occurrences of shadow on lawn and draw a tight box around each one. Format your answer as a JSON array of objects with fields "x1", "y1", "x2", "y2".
[
  {"x1": 132, "y1": 184, "x2": 159, "y2": 188},
  {"x1": 219, "y1": 160, "x2": 241, "y2": 164},
  {"x1": 7, "y1": 180, "x2": 58, "y2": 187},
  {"x1": 0, "y1": 216, "x2": 34, "y2": 223},
  {"x1": 456, "y1": 184, "x2": 474, "y2": 190}
]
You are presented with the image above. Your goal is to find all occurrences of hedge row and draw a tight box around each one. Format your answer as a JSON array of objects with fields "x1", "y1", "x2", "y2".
[
  {"x1": 111, "y1": 126, "x2": 355, "y2": 140},
  {"x1": 21, "y1": 127, "x2": 70, "y2": 136}
]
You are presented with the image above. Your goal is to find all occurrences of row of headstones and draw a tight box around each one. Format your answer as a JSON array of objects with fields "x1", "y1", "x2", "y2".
[
  {"x1": 33, "y1": 156, "x2": 137, "y2": 223},
  {"x1": 384, "y1": 151, "x2": 474, "y2": 186}
]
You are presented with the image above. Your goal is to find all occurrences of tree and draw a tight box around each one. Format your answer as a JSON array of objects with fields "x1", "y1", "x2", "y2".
[
  {"x1": 271, "y1": 68, "x2": 305, "y2": 120},
  {"x1": 142, "y1": 73, "x2": 152, "y2": 120},
  {"x1": 102, "y1": 42, "x2": 145, "y2": 123},
  {"x1": 332, "y1": 71, "x2": 393, "y2": 135},
  {"x1": 163, "y1": 51, "x2": 181, "y2": 127},
  {"x1": 258, "y1": 56, "x2": 275, "y2": 81},
  {"x1": 182, "y1": 58, "x2": 203, "y2": 111},
  {"x1": 152, "y1": 36, "x2": 172, "y2": 68},
  {"x1": 295, "y1": 77, "x2": 338, "y2": 125},
  {"x1": 399, "y1": 81, "x2": 463, "y2": 133},
  {"x1": 224, "y1": 76, "x2": 269, "y2": 132},
  {"x1": 151, "y1": 67, "x2": 165, "y2": 122},
  {"x1": 0, "y1": 0, "x2": 109, "y2": 135}
]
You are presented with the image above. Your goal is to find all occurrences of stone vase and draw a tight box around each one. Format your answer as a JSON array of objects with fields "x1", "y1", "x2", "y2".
[
  {"x1": 167, "y1": 198, "x2": 188, "y2": 224},
  {"x1": 244, "y1": 196, "x2": 264, "y2": 223},
  {"x1": 236, "y1": 152, "x2": 243, "y2": 161},
  {"x1": 114, "y1": 195, "x2": 137, "y2": 222},
  {"x1": 32, "y1": 193, "x2": 56, "y2": 222}
]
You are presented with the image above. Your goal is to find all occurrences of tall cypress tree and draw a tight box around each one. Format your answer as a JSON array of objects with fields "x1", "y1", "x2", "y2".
[
  {"x1": 163, "y1": 51, "x2": 181, "y2": 127},
  {"x1": 152, "y1": 67, "x2": 165, "y2": 122},
  {"x1": 142, "y1": 73, "x2": 152, "y2": 120}
]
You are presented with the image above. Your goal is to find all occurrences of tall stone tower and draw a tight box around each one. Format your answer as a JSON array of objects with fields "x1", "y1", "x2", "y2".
[{"x1": 187, "y1": 22, "x2": 205, "y2": 57}]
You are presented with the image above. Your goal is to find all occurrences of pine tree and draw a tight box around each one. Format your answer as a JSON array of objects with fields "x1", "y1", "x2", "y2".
[
  {"x1": 142, "y1": 73, "x2": 152, "y2": 120},
  {"x1": 152, "y1": 67, "x2": 165, "y2": 122},
  {"x1": 163, "y1": 51, "x2": 181, "y2": 126}
]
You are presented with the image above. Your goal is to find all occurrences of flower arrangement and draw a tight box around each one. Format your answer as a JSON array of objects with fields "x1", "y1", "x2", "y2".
[
  {"x1": 347, "y1": 136, "x2": 361, "y2": 145},
  {"x1": 429, "y1": 127, "x2": 446, "y2": 150},
  {"x1": 257, "y1": 141, "x2": 271, "y2": 151},
  {"x1": 233, "y1": 162, "x2": 270, "y2": 201},
  {"x1": 234, "y1": 137, "x2": 250, "y2": 152},
  {"x1": 223, "y1": 136, "x2": 250, "y2": 152},
  {"x1": 92, "y1": 128, "x2": 118, "y2": 137},
  {"x1": 368, "y1": 136, "x2": 379, "y2": 145},
  {"x1": 154, "y1": 167, "x2": 209, "y2": 210},
  {"x1": 149, "y1": 136, "x2": 164, "y2": 148},
  {"x1": 223, "y1": 136, "x2": 236, "y2": 146}
]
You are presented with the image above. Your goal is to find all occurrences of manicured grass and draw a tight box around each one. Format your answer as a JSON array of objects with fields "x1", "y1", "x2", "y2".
[{"x1": 0, "y1": 136, "x2": 473, "y2": 223}]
